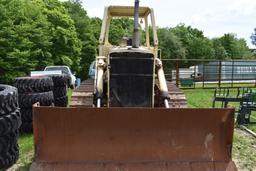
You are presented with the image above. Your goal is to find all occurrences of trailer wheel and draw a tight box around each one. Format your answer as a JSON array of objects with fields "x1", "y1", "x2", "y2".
[
  {"x1": 0, "y1": 85, "x2": 18, "y2": 116},
  {"x1": 54, "y1": 96, "x2": 68, "y2": 107},
  {"x1": 53, "y1": 86, "x2": 67, "y2": 98},
  {"x1": 19, "y1": 91, "x2": 54, "y2": 108},
  {"x1": 14, "y1": 76, "x2": 53, "y2": 93},
  {"x1": 50, "y1": 75, "x2": 68, "y2": 87}
]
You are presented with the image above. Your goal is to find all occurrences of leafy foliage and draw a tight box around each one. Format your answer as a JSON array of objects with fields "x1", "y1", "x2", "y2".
[
  {"x1": 43, "y1": 0, "x2": 82, "y2": 71},
  {"x1": 0, "y1": 0, "x2": 253, "y2": 84},
  {"x1": 212, "y1": 38, "x2": 228, "y2": 60},
  {"x1": 0, "y1": 0, "x2": 81, "y2": 83},
  {"x1": 0, "y1": 0, "x2": 52, "y2": 83},
  {"x1": 172, "y1": 24, "x2": 214, "y2": 63},
  {"x1": 158, "y1": 27, "x2": 186, "y2": 60},
  {"x1": 63, "y1": 0, "x2": 96, "y2": 79},
  {"x1": 219, "y1": 33, "x2": 252, "y2": 59},
  {"x1": 109, "y1": 18, "x2": 134, "y2": 45},
  {"x1": 90, "y1": 17, "x2": 102, "y2": 43}
]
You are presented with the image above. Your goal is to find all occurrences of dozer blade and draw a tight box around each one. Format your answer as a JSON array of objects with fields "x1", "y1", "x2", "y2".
[{"x1": 30, "y1": 107, "x2": 237, "y2": 171}]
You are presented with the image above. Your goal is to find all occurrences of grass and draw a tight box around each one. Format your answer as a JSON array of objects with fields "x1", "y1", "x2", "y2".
[
  {"x1": 14, "y1": 88, "x2": 256, "y2": 170},
  {"x1": 67, "y1": 88, "x2": 72, "y2": 106},
  {"x1": 181, "y1": 82, "x2": 256, "y2": 89},
  {"x1": 184, "y1": 88, "x2": 243, "y2": 109},
  {"x1": 233, "y1": 130, "x2": 256, "y2": 171},
  {"x1": 184, "y1": 88, "x2": 215, "y2": 108},
  {"x1": 15, "y1": 134, "x2": 34, "y2": 170},
  {"x1": 183, "y1": 88, "x2": 256, "y2": 171},
  {"x1": 248, "y1": 113, "x2": 256, "y2": 132}
]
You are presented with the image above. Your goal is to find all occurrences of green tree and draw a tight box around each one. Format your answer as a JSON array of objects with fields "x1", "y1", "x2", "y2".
[
  {"x1": 171, "y1": 24, "x2": 214, "y2": 66},
  {"x1": 171, "y1": 24, "x2": 204, "y2": 47},
  {"x1": 157, "y1": 27, "x2": 186, "y2": 70},
  {"x1": 0, "y1": 0, "x2": 81, "y2": 83},
  {"x1": 109, "y1": 18, "x2": 134, "y2": 45},
  {"x1": 63, "y1": 0, "x2": 97, "y2": 79},
  {"x1": 158, "y1": 27, "x2": 185, "y2": 59},
  {"x1": 90, "y1": 17, "x2": 102, "y2": 44},
  {"x1": 0, "y1": 0, "x2": 52, "y2": 83},
  {"x1": 219, "y1": 33, "x2": 251, "y2": 59},
  {"x1": 186, "y1": 37, "x2": 214, "y2": 61},
  {"x1": 211, "y1": 38, "x2": 228, "y2": 60},
  {"x1": 43, "y1": 0, "x2": 82, "y2": 72}
]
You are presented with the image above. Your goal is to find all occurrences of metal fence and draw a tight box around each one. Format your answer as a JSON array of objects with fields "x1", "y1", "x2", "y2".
[{"x1": 162, "y1": 59, "x2": 256, "y2": 89}]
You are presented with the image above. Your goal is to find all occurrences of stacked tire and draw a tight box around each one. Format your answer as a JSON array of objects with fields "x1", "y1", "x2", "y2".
[
  {"x1": 14, "y1": 77, "x2": 54, "y2": 133},
  {"x1": 0, "y1": 85, "x2": 21, "y2": 169},
  {"x1": 50, "y1": 75, "x2": 68, "y2": 107}
]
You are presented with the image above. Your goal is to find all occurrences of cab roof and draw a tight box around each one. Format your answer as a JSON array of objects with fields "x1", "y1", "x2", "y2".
[{"x1": 108, "y1": 6, "x2": 151, "y2": 18}]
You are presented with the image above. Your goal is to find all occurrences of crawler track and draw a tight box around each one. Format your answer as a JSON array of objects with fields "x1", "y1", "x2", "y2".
[
  {"x1": 70, "y1": 79, "x2": 94, "y2": 107},
  {"x1": 70, "y1": 80, "x2": 187, "y2": 108},
  {"x1": 167, "y1": 81, "x2": 187, "y2": 108}
]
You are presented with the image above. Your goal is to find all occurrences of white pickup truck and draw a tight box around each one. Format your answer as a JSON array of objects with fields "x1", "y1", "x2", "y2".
[
  {"x1": 44, "y1": 66, "x2": 76, "y2": 89},
  {"x1": 31, "y1": 66, "x2": 76, "y2": 89}
]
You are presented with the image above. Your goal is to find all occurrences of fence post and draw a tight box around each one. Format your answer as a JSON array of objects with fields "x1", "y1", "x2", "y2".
[
  {"x1": 231, "y1": 60, "x2": 234, "y2": 87},
  {"x1": 218, "y1": 60, "x2": 222, "y2": 88},
  {"x1": 203, "y1": 63, "x2": 205, "y2": 88},
  {"x1": 176, "y1": 60, "x2": 179, "y2": 87},
  {"x1": 193, "y1": 63, "x2": 196, "y2": 88}
]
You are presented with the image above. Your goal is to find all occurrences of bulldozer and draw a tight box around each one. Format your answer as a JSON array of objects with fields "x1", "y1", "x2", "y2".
[{"x1": 30, "y1": 1, "x2": 237, "y2": 170}]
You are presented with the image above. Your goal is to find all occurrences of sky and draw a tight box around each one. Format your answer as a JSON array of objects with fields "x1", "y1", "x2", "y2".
[{"x1": 79, "y1": 0, "x2": 256, "y2": 48}]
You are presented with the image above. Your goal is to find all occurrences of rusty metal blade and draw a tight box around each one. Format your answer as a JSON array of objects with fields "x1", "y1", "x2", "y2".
[{"x1": 30, "y1": 107, "x2": 237, "y2": 171}]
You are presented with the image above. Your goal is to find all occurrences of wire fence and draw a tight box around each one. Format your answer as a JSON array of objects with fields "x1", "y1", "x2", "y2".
[{"x1": 162, "y1": 59, "x2": 256, "y2": 89}]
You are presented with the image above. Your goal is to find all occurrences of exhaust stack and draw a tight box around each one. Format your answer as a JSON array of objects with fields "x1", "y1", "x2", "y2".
[{"x1": 132, "y1": 0, "x2": 140, "y2": 48}]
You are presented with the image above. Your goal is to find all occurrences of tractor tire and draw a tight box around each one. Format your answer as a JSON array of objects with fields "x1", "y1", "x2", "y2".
[
  {"x1": 14, "y1": 76, "x2": 53, "y2": 93},
  {"x1": 54, "y1": 96, "x2": 68, "y2": 107},
  {"x1": 0, "y1": 85, "x2": 19, "y2": 116},
  {"x1": 66, "y1": 77, "x2": 71, "y2": 87},
  {"x1": 0, "y1": 85, "x2": 20, "y2": 169},
  {"x1": 19, "y1": 91, "x2": 54, "y2": 108},
  {"x1": 0, "y1": 110, "x2": 21, "y2": 136},
  {"x1": 0, "y1": 136, "x2": 19, "y2": 169},
  {"x1": 53, "y1": 86, "x2": 67, "y2": 98},
  {"x1": 20, "y1": 108, "x2": 32, "y2": 123},
  {"x1": 0, "y1": 131, "x2": 18, "y2": 155},
  {"x1": 20, "y1": 122, "x2": 33, "y2": 133},
  {"x1": 50, "y1": 75, "x2": 68, "y2": 87}
]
